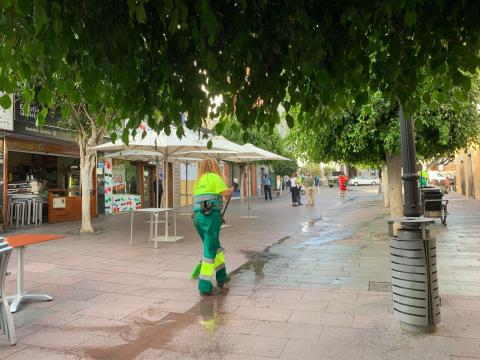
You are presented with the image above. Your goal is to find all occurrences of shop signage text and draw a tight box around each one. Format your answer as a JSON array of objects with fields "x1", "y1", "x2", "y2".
[{"x1": 14, "y1": 99, "x2": 75, "y2": 142}]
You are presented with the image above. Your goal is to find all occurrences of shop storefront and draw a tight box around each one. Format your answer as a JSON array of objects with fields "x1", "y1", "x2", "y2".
[
  {"x1": 103, "y1": 158, "x2": 142, "y2": 213},
  {"x1": 0, "y1": 99, "x2": 96, "y2": 227},
  {"x1": 98, "y1": 156, "x2": 178, "y2": 213}
]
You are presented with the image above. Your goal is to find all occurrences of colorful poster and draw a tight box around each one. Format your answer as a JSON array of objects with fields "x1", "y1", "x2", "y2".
[
  {"x1": 112, "y1": 194, "x2": 142, "y2": 213},
  {"x1": 104, "y1": 159, "x2": 113, "y2": 214},
  {"x1": 112, "y1": 163, "x2": 126, "y2": 192}
]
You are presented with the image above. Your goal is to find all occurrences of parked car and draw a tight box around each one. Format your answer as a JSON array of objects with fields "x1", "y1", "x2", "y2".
[
  {"x1": 327, "y1": 171, "x2": 342, "y2": 187},
  {"x1": 349, "y1": 175, "x2": 380, "y2": 186}
]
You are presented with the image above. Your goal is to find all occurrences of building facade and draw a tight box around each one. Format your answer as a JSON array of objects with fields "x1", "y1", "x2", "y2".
[
  {"x1": 454, "y1": 148, "x2": 480, "y2": 199},
  {"x1": 0, "y1": 97, "x2": 185, "y2": 227}
]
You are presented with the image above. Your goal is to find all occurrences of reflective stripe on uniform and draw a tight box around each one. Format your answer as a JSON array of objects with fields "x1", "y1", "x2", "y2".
[
  {"x1": 214, "y1": 249, "x2": 225, "y2": 271},
  {"x1": 194, "y1": 194, "x2": 223, "y2": 202},
  {"x1": 200, "y1": 258, "x2": 215, "y2": 281},
  {"x1": 193, "y1": 194, "x2": 224, "y2": 212}
]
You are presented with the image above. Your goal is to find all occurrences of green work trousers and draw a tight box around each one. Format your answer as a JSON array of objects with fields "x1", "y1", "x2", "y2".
[{"x1": 194, "y1": 210, "x2": 227, "y2": 294}]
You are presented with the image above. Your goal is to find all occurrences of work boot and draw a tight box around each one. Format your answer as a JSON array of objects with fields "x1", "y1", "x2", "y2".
[{"x1": 217, "y1": 276, "x2": 230, "y2": 288}]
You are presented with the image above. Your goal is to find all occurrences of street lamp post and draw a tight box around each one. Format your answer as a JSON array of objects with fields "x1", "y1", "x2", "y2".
[
  {"x1": 387, "y1": 103, "x2": 441, "y2": 333},
  {"x1": 399, "y1": 105, "x2": 420, "y2": 218}
]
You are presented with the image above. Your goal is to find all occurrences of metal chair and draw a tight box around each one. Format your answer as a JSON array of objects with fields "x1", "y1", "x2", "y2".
[
  {"x1": 9, "y1": 200, "x2": 26, "y2": 228},
  {"x1": 0, "y1": 239, "x2": 16, "y2": 345},
  {"x1": 34, "y1": 199, "x2": 43, "y2": 226}
]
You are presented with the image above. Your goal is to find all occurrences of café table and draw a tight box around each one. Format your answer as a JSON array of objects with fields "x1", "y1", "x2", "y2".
[
  {"x1": 130, "y1": 208, "x2": 184, "y2": 248},
  {"x1": 5, "y1": 233, "x2": 64, "y2": 313}
]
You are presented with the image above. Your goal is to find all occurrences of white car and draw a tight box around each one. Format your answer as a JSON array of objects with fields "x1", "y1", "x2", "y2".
[{"x1": 349, "y1": 175, "x2": 380, "y2": 186}]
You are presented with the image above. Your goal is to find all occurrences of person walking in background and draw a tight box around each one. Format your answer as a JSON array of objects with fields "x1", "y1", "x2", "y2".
[
  {"x1": 290, "y1": 172, "x2": 298, "y2": 206},
  {"x1": 315, "y1": 174, "x2": 321, "y2": 193},
  {"x1": 193, "y1": 158, "x2": 234, "y2": 296},
  {"x1": 305, "y1": 172, "x2": 315, "y2": 207},
  {"x1": 443, "y1": 177, "x2": 450, "y2": 194},
  {"x1": 297, "y1": 173, "x2": 304, "y2": 205},
  {"x1": 262, "y1": 173, "x2": 273, "y2": 200},
  {"x1": 285, "y1": 175, "x2": 291, "y2": 190},
  {"x1": 338, "y1": 172, "x2": 348, "y2": 199},
  {"x1": 282, "y1": 175, "x2": 290, "y2": 190}
]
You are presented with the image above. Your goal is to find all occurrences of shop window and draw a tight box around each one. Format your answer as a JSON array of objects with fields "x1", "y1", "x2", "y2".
[
  {"x1": 112, "y1": 159, "x2": 139, "y2": 195},
  {"x1": 8, "y1": 152, "x2": 79, "y2": 191}
]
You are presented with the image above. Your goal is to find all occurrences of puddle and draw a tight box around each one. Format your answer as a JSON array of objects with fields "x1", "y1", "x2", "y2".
[
  {"x1": 302, "y1": 234, "x2": 345, "y2": 245},
  {"x1": 233, "y1": 236, "x2": 289, "y2": 285},
  {"x1": 75, "y1": 236, "x2": 294, "y2": 358},
  {"x1": 301, "y1": 217, "x2": 323, "y2": 232},
  {"x1": 71, "y1": 288, "x2": 231, "y2": 359}
]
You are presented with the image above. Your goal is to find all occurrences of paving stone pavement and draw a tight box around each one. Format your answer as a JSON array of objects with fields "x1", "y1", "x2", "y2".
[{"x1": 0, "y1": 186, "x2": 479, "y2": 359}]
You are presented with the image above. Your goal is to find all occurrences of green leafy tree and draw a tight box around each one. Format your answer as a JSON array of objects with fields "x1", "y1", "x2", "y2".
[
  {"x1": 2, "y1": 2, "x2": 480, "y2": 223},
  {"x1": 67, "y1": 105, "x2": 117, "y2": 233},
  {"x1": 288, "y1": 86, "x2": 480, "y2": 214},
  {"x1": 0, "y1": 2, "x2": 124, "y2": 232},
  {"x1": 2, "y1": 2, "x2": 479, "y2": 133},
  {"x1": 289, "y1": 87, "x2": 480, "y2": 166},
  {"x1": 300, "y1": 163, "x2": 322, "y2": 176},
  {"x1": 219, "y1": 114, "x2": 297, "y2": 175}
]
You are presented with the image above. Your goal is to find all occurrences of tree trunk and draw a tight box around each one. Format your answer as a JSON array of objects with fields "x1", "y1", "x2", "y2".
[
  {"x1": 79, "y1": 136, "x2": 96, "y2": 233},
  {"x1": 70, "y1": 105, "x2": 108, "y2": 233},
  {"x1": 386, "y1": 153, "x2": 403, "y2": 218},
  {"x1": 382, "y1": 163, "x2": 390, "y2": 208},
  {"x1": 80, "y1": 150, "x2": 95, "y2": 233}
]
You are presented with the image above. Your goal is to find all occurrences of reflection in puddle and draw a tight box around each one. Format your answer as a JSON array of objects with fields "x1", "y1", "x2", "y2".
[
  {"x1": 198, "y1": 294, "x2": 226, "y2": 338},
  {"x1": 71, "y1": 287, "x2": 232, "y2": 359},
  {"x1": 234, "y1": 237, "x2": 289, "y2": 286},
  {"x1": 301, "y1": 217, "x2": 323, "y2": 232}
]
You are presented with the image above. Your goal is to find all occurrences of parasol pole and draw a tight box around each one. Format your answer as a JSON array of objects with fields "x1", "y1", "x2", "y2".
[
  {"x1": 156, "y1": 156, "x2": 160, "y2": 208},
  {"x1": 185, "y1": 161, "x2": 189, "y2": 206},
  {"x1": 247, "y1": 165, "x2": 251, "y2": 217}
]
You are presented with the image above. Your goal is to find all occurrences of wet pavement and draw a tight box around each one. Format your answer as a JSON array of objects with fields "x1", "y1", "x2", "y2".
[{"x1": 1, "y1": 187, "x2": 480, "y2": 359}]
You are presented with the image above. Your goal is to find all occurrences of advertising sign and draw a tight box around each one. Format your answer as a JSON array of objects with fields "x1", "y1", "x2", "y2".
[
  {"x1": 13, "y1": 99, "x2": 75, "y2": 142},
  {"x1": 112, "y1": 163, "x2": 126, "y2": 192},
  {"x1": 0, "y1": 93, "x2": 14, "y2": 131}
]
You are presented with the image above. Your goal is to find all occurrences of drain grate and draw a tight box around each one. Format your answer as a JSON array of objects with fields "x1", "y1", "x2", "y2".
[
  {"x1": 370, "y1": 232, "x2": 387, "y2": 241},
  {"x1": 368, "y1": 281, "x2": 392, "y2": 292}
]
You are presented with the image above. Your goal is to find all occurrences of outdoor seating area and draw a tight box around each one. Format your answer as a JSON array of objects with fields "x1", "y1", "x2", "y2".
[
  {"x1": 7, "y1": 196, "x2": 43, "y2": 228},
  {"x1": 130, "y1": 207, "x2": 182, "y2": 248},
  {"x1": 92, "y1": 126, "x2": 288, "y2": 222}
]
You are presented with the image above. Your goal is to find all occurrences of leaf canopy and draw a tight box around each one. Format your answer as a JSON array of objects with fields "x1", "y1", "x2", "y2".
[
  {"x1": 288, "y1": 81, "x2": 480, "y2": 166},
  {"x1": 0, "y1": 1, "x2": 479, "y2": 135}
]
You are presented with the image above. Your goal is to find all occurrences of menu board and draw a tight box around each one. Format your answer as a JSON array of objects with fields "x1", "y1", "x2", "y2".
[{"x1": 112, "y1": 163, "x2": 126, "y2": 192}]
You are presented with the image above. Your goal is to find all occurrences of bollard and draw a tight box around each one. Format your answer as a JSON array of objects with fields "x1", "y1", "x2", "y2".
[{"x1": 387, "y1": 218, "x2": 440, "y2": 332}]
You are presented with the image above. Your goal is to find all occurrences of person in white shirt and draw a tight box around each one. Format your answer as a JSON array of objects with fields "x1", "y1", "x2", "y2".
[{"x1": 290, "y1": 172, "x2": 298, "y2": 206}]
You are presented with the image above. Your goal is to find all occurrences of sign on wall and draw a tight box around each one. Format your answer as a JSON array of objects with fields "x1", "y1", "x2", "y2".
[
  {"x1": 52, "y1": 197, "x2": 67, "y2": 209},
  {"x1": 0, "y1": 93, "x2": 14, "y2": 131},
  {"x1": 13, "y1": 99, "x2": 75, "y2": 142}
]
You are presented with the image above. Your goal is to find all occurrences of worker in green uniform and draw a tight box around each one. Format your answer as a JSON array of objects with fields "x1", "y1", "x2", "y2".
[{"x1": 193, "y1": 158, "x2": 234, "y2": 295}]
